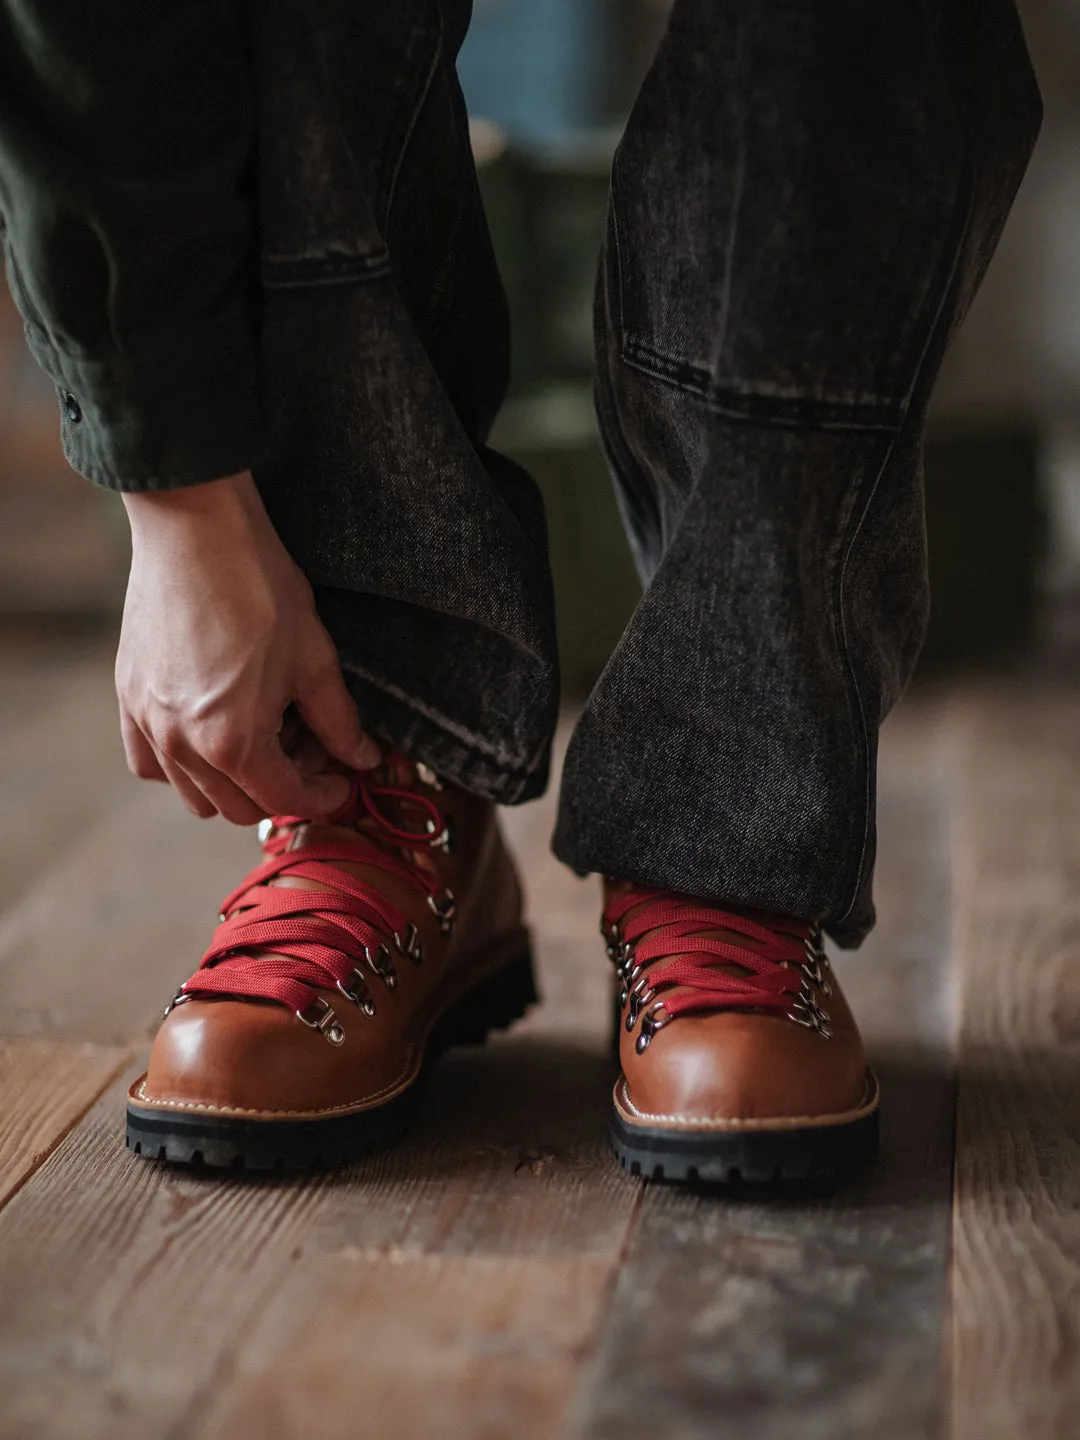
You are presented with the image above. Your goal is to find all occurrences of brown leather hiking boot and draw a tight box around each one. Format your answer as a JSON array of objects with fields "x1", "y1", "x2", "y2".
[
  {"x1": 126, "y1": 757, "x2": 535, "y2": 1170},
  {"x1": 603, "y1": 881, "x2": 878, "y2": 1183}
]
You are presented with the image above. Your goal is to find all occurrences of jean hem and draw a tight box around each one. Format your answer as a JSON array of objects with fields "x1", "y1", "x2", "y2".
[{"x1": 342, "y1": 661, "x2": 554, "y2": 806}]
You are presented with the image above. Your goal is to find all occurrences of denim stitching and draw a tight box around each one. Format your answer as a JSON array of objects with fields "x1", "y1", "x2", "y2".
[
  {"x1": 260, "y1": 251, "x2": 393, "y2": 288},
  {"x1": 620, "y1": 341, "x2": 904, "y2": 432}
]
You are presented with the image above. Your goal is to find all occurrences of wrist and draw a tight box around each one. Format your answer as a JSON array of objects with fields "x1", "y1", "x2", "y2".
[
  {"x1": 121, "y1": 469, "x2": 279, "y2": 552},
  {"x1": 122, "y1": 471, "x2": 266, "y2": 539}
]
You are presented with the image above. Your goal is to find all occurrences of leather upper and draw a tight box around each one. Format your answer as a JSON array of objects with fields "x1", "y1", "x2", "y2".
[
  {"x1": 607, "y1": 881, "x2": 871, "y2": 1130},
  {"x1": 132, "y1": 763, "x2": 525, "y2": 1118}
]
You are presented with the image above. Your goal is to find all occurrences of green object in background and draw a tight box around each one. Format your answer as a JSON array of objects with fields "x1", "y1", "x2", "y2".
[
  {"x1": 479, "y1": 135, "x2": 642, "y2": 698},
  {"x1": 921, "y1": 425, "x2": 1044, "y2": 669},
  {"x1": 492, "y1": 384, "x2": 641, "y2": 698}
]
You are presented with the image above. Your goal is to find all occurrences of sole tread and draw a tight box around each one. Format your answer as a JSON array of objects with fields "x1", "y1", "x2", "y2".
[{"x1": 610, "y1": 1106, "x2": 879, "y2": 1187}]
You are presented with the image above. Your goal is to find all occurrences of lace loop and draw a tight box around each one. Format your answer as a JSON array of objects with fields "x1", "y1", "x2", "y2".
[{"x1": 174, "y1": 760, "x2": 454, "y2": 1033}]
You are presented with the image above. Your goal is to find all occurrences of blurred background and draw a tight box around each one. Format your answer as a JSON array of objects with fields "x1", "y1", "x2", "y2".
[{"x1": 1, "y1": 0, "x2": 1077, "y2": 694}]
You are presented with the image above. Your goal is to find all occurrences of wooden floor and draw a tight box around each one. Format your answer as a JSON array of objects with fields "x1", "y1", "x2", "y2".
[{"x1": 1, "y1": 634, "x2": 1078, "y2": 1440}]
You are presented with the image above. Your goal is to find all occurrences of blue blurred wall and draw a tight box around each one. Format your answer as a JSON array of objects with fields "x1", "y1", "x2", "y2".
[{"x1": 457, "y1": 0, "x2": 606, "y2": 145}]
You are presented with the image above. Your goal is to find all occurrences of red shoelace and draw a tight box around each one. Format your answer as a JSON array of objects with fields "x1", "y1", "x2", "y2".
[
  {"x1": 603, "y1": 887, "x2": 831, "y2": 1051},
  {"x1": 169, "y1": 762, "x2": 454, "y2": 1032}
]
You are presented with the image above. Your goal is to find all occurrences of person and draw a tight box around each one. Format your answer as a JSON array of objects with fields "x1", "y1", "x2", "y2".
[{"x1": 0, "y1": 1, "x2": 1040, "y2": 1181}]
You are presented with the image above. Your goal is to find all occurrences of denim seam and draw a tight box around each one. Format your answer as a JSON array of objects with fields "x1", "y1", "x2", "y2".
[
  {"x1": 381, "y1": 2, "x2": 444, "y2": 234},
  {"x1": 602, "y1": 199, "x2": 667, "y2": 552},
  {"x1": 260, "y1": 252, "x2": 393, "y2": 289},
  {"x1": 609, "y1": 128, "x2": 907, "y2": 436},
  {"x1": 832, "y1": 147, "x2": 977, "y2": 929},
  {"x1": 618, "y1": 341, "x2": 904, "y2": 433},
  {"x1": 341, "y1": 657, "x2": 550, "y2": 779}
]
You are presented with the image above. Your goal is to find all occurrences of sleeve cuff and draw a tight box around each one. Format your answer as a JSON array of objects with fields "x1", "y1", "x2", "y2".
[{"x1": 23, "y1": 318, "x2": 263, "y2": 492}]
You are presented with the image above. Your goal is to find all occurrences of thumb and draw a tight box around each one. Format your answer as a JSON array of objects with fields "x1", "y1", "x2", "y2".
[{"x1": 295, "y1": 653, "x2": 382, "y2": 772}]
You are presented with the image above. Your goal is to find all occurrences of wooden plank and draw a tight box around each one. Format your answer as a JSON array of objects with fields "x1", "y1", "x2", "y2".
[
  {"x1": 576, "y1": 697, "x2": 958, "y2": 1440},
  {"x1": 196, "y1": 1253, "x2": 613, "y2": 1440},
  {"x1": 0, "y1": 641, "x2": 132, "y2": 915},
  {"x1": 0, "y1": 1071, "x2": 335, "y2": 1440},
  {"x1": 0, "y1": 1038, "x2": 127, "y2": 1209},
  {"x1": 949, "y1": 682, "x2": 1080, "y2": 1440},
  {"x1": 0, "y1": 734, "x2": 641, "y2": 1439},
  {"x1": 0, "y1": 1049, "x2": 636, "y2": 1439},
  {"x1": 0, "y1": 778, "x2": 254, "y2": 1043}
]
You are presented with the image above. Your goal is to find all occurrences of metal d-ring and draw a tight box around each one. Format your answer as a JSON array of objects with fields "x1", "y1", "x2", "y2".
[
  {"x1": 336, "y1": 969, "x2": 377, "y2": 1017},
  {"x1": 394, "y1": 922, "x2": 424, "y2": 965},
  {"x1": 163, "y1": 987, "x2": 191, "y2": 1019},
  {"x1": 364, "y1": 943, "x2": 398, "y2": 989},
  {"x1": 801, "y1": 930, "x2": 833, "y2": 996},
  {"x1": 415, "y1": 762, "x2": 443, "y2": 791},
  {"x1": 624, "y1": 979, "x2": 655, "y2": 1032},
  {"x1": 787, "y1": 978, "x2": 832, "y2": 1038},
  {"x1": 424, "y1": 816, "x2": 455, "y2": 854},
  {"x1": 618, "y1": 960, "x2": 645, "y2": 1010},
  {"x1": 427, "y1": 889, "x2": 456, "y2": 934},
  {"x1": 295, "y1": 996, "x2": 346, "y2": 1045},
  {"x1": 635, "y1": 1001, "x2": 671, "y2": 1054}
]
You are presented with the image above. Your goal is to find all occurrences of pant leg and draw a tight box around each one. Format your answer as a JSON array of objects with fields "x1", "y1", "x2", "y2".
[
  {"x1": 554, "y1": 0, "x2": 1041, "y2": 946},
  {"x1": 249, "y1": 0, "x2": 560, "y2": 804}
]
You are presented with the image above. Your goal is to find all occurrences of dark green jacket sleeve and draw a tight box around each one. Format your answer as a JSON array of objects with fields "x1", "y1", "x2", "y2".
[{"x1": 0, "y1": 4, "x2": 262, "y2": 490}]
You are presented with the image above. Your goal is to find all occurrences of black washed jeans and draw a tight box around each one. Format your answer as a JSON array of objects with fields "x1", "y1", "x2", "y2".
[{"x1": 251, "y1": 0, "x2": 1041, "y2": 947}]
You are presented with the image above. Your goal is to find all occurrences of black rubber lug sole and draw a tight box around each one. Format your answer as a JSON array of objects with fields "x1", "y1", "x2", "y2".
[
  {"x1": 610, "y1": 1105, "x2": 879, "y2": 1186},
  {"x1": 126, "y1": 944, "x2": 538, "y2": 1173}
]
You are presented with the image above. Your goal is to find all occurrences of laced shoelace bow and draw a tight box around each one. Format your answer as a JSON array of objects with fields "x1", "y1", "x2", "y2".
[
  {"x1": 603, "y1": 888, "x2": 833, "y2": 1053},
  {"x1": 167, "y1": 760, "x2": 456, "y2": 1044}
]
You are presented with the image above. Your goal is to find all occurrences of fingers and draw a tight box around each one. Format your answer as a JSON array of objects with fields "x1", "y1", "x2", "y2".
[
  {"x1": 295, "y1": 648, "x2": 381, "y2": 772},
  {"x1": 158, "y1": 754, "x2": 218, "y2": 819},
  {"x1": 117, "y1": 642, "x2": 376, "y2": 824},
  {"x1": 163, "y1": 752, "x2": 268, "y2": 826},
  {"x1": 122, "y1": 706, "x2": 265, "y2": 824},
  {"x1": 120, "y1": 707, "x2": 167, "y2": 782},
  {"x1": 121, "y1": 703, "x2": 353, "y2": 823},
  {"x1": 234, "y1": 734, "x2": 353, "y2": 819}
]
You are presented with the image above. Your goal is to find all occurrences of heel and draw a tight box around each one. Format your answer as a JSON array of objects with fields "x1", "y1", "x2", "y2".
[{"x1": 432, "y1": 942, "x2": 539, "y2": 1050}]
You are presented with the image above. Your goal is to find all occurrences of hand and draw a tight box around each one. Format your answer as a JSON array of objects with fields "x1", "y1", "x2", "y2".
[{"x1": 116, "y1": 471, "x2": 381, "y2": 823}]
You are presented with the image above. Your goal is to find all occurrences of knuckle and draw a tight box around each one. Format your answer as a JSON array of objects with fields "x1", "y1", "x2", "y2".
[
  {"x1": 155, "y1": 723, "x2": 186, "y2": 760},
  {"x1": 201, "y1": 733, "x2": 246, "y2": 774}
]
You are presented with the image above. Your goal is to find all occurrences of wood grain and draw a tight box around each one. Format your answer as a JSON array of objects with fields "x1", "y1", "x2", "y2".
[
  {"x1": 0, "y1": 779, "x2": 254, "y2": 1043},
  {"x1": 0, "y1": 717, "x2": 640, "y2": 1440},
  {"x1": 576, "y1": 698, "x2": 959, "y2": 1440},
  {"x1": 0, "y1": 666, "x2": 976, "y2": 1440},
  {"x1": 196, "y1": 1253, "x2": 614, "y2": 1440},
  {"x1": 0, "y1": 639, "x2": 131, "y2": 914},
  {"x1": 949, "y1": 683, "x2": 1080, "y2": 1440},
  {"x1": 0, "y1": 1038, "x2": 127, "y2": 1210}
]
